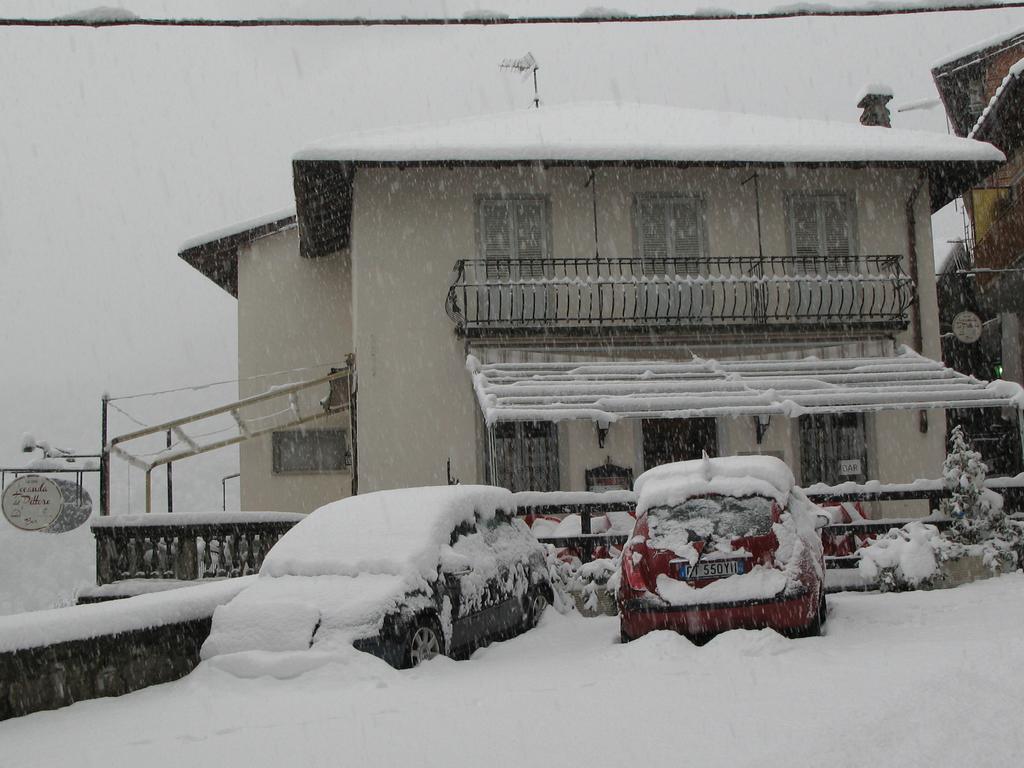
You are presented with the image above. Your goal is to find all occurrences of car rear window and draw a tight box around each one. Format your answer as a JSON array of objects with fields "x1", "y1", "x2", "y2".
[{"x1": 648, "y1": 495, "x2": 774, "y2": 548}]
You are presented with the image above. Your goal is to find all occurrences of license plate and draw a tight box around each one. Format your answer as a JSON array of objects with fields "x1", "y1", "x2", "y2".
[{"x1": 678, "y1": 559, "x2": 745, "y2": 581}]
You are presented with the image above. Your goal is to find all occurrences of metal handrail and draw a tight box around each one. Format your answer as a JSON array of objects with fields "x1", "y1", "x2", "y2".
[{"x1": 445, "y1": 255, "x2": 915, "y2": 335}]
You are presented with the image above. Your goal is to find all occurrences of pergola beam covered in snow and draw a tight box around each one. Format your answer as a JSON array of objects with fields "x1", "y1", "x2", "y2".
[{"x1": 467, "y1": 347, "x2": 1024, "y2": 424}]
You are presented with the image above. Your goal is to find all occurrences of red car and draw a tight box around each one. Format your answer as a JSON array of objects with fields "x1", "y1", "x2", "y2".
[{"x1": 618, "y1": 455, "x2": 826, "y2": 642}]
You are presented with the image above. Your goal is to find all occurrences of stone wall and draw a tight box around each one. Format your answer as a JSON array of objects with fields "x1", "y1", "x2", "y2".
[{"x1": 0, "y1": 616, "x2": 210, "y2": 721}]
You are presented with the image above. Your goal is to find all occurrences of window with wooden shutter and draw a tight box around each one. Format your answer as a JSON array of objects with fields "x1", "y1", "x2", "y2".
[
  {"x1": 490, "y1": 421, "x2": 559, "y2": 492},
  {"x1": 637, "y1": 195, "x2": 705, "y2": 273},
  {"x1": 479, "y1": 197, "x2": 548, "y2": 279},
  {"x1": 787, "y1": 193, "x2": 855, "y2": 267}
]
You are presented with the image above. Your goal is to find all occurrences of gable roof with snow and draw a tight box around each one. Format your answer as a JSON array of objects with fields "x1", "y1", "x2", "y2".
[
  {"x1": 933, "y1": 25, "x2": 1024, "y2": 72},
  {"x1": 933, "y1": 27, "x2": 1024, "y2": 138},
  {"x1": 467, "y1": 347, "x2": 1024, "y2": 425},
  {"x1": 969, "y1": 57, "x2": 1024, "y2": 142},
  {"x1": 178, "y1": 208, "x2": 296, "y2": 296},
  {"x1": 292, "y1": 102, "x2": 1003, "y2": 258}
]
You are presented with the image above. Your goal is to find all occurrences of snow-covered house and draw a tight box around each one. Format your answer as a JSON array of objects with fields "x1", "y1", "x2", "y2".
[{"x1": 179, "y1": 101, "x2": 1008, "y2": 514}]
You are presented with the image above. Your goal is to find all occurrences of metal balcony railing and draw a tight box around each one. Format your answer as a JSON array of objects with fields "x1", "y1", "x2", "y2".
[{"x1": 445, "y1": 256, "x2": 915, "y2": 336}]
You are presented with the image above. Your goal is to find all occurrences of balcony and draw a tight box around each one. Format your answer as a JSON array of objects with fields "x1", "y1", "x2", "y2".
[{"x1": 445, "y1": 256, "x2": 914, "y2": 337}]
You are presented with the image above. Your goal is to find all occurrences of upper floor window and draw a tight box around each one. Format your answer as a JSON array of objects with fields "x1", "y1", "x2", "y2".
[
  {"x1": 636, "y1": 195, "x2": 706, "y2": 271},
  {"x1": 786, "y1": 193, "x2": 855, "y2": 266},
  {"x1": 478, "y1": 196, "x2": 549, "y2": 278}
]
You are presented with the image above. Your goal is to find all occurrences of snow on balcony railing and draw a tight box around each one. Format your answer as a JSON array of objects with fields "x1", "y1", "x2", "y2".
[{"x1": 445, "y1": 256, "x2": 914, "y2": 336}]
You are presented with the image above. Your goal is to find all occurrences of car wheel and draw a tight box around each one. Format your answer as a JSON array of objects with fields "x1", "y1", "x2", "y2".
[
  {"x1": 404, "y1": 616, "x2": 444, "y2": 668},
  {"x1": 522, "y1": 589, "x2": 547, "y2": 631}
]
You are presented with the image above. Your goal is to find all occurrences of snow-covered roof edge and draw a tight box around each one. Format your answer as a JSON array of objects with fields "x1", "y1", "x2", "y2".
[
  {"x1": 292, "y1": 102, "x2": 1000, "y2": 217},
  {"x1": 294, "y1": 102, "x2": 1001, "y2": 166},
  {"x1": 969, "y1": 57, "x2": 1024, "y2": 139},
  {"x1": 933, "y1": 24, "x2": 1024, "y2": 70},
  {"x1": 179, "y1": 207, "x2": 296, "y2": 255},
  {"x1": 177, "y1": 207, "x2": 296, "y2": 297}
]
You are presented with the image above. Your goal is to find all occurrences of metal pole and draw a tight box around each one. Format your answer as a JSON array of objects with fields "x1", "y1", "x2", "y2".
[
  {"x1": 166, "y1": 430, "x2": 173, "y2": 513},
  {"x1": 145, "y1": 468, "x2": 152, "y2": 514},
  {"x1": 753, "y1": 174, "x2": 763, "y2": 261},
  {"x1": 347, "y1": 354, "x2": 358, "y2": 496},
  {"x1": 100, "y1": 394, "x2": 110, "y2": 516}
]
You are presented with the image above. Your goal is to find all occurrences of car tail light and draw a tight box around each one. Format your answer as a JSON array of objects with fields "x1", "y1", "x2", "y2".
[{"x1": 621, "y1": 546, "x2": 649, "y2": 592}]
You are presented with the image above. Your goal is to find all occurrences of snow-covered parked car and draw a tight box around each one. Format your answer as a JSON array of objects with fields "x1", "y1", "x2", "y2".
[
  {"x1": 617, "y1": 455, "x2": 826, "y2": 642},
  {"x1": 201, "y1": 486, "x2": 552, "y2": 668}
]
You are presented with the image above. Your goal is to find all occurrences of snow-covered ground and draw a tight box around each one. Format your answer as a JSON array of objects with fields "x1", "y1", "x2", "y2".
[{"x1": 3, "y1": 575, "x2": 1023, "y2": 767}]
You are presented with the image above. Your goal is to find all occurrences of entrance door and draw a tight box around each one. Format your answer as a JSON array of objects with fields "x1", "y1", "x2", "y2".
[
  {"x1": 798, "y1": 413, "x2": 867, "y2": 486},
  {"x1": 642, "y1": 418, "x2": 718, "y2": 470},
  {"x1": 491, "y1": 421, "x2": 559, "y2": 492}
]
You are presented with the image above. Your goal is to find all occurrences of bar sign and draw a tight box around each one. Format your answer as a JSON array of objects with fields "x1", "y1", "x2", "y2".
[{"x1": 838, "y1": 459, "x2": 862, "y2": 476}]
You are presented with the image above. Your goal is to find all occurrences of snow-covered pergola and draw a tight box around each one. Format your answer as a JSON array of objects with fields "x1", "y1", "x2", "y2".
[{"x1": 468, "y1": 347, "x2": 1024, "y2": 424}]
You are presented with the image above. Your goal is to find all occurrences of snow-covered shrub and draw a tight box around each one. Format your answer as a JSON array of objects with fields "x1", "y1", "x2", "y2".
[
  {"x1": 940, "y1": 426, "x2": 1020, "y2": 571},
  {"x1": 941, "y1": 426, "x2": 993, "y2": 538},
  {"x1": 542, "y1": 547, "x2": 621, "y2": 615},
  {"x1": 857, "y1": 522, "x2": 952, "y2": 591}
]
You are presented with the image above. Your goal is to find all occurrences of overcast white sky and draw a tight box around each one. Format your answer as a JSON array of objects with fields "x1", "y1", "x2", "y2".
[{"x1": 1, "y1": 1, "x2": 1021, "y2": 514}]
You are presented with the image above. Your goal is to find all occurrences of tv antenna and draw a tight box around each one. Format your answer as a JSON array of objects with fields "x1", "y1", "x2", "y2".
[{"x1": 500, "y1": 51, "x2": 540, "y2": 108}]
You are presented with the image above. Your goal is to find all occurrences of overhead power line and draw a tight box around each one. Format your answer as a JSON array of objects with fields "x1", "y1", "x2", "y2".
[{"x1": 3, "y1": 3, "x2": 1024, "y2": 28}]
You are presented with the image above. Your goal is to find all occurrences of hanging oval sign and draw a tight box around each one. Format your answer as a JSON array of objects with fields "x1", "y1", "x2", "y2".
[
  {"x1": 952, "y1": 311, "x2": 983, "y2": 344},
  {"x1": 1, "y1": 475, "x2": 92, "y2": 532},
  {"x1": 2, "y1": 475, "x2": 64, "y2": 531}
]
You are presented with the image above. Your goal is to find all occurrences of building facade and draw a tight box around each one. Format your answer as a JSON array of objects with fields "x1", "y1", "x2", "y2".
[{"x1": 180, "y1": 102, "x2": 1004, "y2": 514}]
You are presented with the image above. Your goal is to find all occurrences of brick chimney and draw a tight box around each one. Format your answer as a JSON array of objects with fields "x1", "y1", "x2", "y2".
[{"x1": 857, "y1": 84, "x2": 894, "y2": 127}]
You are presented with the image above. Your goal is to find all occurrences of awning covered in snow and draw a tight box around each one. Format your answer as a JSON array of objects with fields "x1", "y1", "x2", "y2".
[{"x1": 467, "y1": 347, "x2": 1024, "y2": 425}]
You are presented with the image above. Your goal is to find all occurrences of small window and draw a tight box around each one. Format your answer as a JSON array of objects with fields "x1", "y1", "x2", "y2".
[
  {"x1": 787, "y1": 193, "x2": 855, "y2": 267},
  {"x1": 798, "y1": 413, "x2": 867, "y2": 486},
  {"x1": 966, "y1": 78, "x2": 987, "y2": 124},
  {"x1": 636, "y1": 195, "x2": 706, "y2": 272},
  {"x1": 272, "y1": 428, "x2": 348, "y2": 474},
  {"x1": 478, "y1": 197, "x2": 549, "y2": 278}
]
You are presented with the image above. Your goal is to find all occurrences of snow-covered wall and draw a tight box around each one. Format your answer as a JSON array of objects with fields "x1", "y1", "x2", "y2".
[{"x1": 0, "y1": 578, "x2": 252, "y2": 720}]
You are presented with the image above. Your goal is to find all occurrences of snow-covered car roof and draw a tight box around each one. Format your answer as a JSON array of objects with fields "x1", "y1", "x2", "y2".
[
  {"x1": 260, "y1": 485, "x2": 514, "y2": 581},
  {"x1": 635, "y1": 455, "x2": 795, "y2": 514}
]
